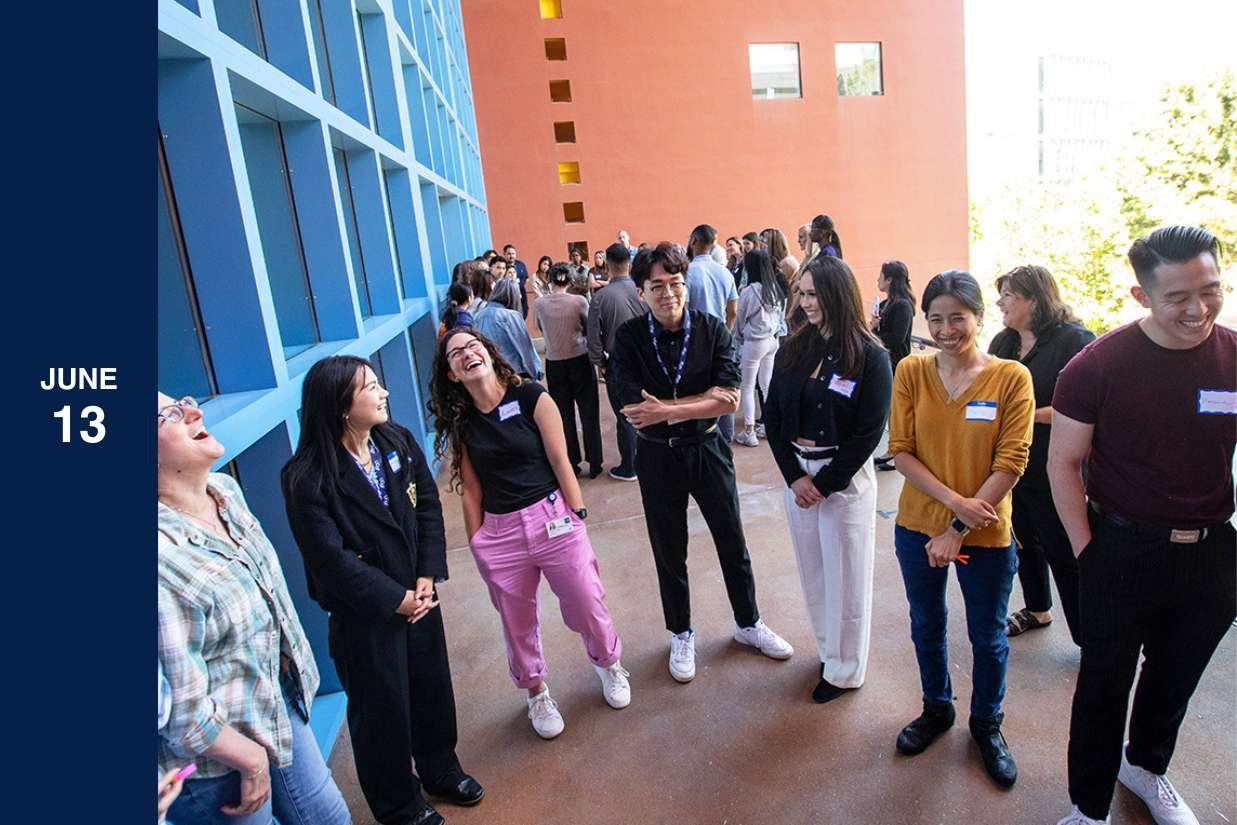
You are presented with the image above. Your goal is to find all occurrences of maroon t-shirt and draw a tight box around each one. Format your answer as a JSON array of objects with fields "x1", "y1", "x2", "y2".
[{"x1": 1053, "y1": 321, "x2": 1236, "y2": 528}]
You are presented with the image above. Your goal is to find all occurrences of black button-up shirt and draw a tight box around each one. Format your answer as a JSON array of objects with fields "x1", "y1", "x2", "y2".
[
  {"x1": 988, "y1": 321, "x2": 1095, "y2": 488},
  {"x1": 610, "y1": 309, "x2": 741, "y2": 439}
]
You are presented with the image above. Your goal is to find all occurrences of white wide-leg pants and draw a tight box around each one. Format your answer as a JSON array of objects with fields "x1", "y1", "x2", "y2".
[{"x1": 783, "y1": 454, "x2": 876, "y2": 688}]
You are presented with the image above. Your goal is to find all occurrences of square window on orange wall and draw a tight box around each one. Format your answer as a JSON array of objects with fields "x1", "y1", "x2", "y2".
[
  {"x1": 563, "y1": 202, "x2": 585, "y2": 223},
  {"x1": 553, "y1": 121, "x2": 576, "y2": 143},
  {"x1": 549, "y1": 79, "x2": 572, "y2": 102},
  {"x1": 545, "y1": 38, "x2": 567, "y2": 60},
  {"x1": 539, "y1": 0, "x2": 562, "y2": 19},
  {"x1": 558, "y1": 161, "x2": 580, "y2": 184}
]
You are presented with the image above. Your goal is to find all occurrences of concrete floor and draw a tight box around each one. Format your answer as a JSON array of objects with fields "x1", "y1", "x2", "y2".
[{"x1": 329, "y1": 397, "x2": 1236, "y2": 825}]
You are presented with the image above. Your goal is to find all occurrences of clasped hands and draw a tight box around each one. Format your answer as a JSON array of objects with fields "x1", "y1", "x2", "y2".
[
  {"x1": 398, "y1": 576, "x2": 439, "y2": 623},
  {"x1": 621, "y1": 386, "x2": 738, "y2": 429}
]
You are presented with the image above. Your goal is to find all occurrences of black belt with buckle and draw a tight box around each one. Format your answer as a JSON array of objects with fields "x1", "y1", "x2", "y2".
[
  {"x1": 636, "y1": 424, "x2": 718, "y2": 448},
  {"x1": 792, "y1": 443, "x2": 838, "y2": 461},
  {"x1": 1089, "y1": 501, "x2": 1222, "y2": 544}
]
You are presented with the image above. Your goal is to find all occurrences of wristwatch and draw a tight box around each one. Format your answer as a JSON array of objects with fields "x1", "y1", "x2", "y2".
[
  {"x1": 949, "y1": 516, "x2": 971, "y2": 537},
  {"x1": 573, "y1": 507, "x2": 588, "y2": 520}
]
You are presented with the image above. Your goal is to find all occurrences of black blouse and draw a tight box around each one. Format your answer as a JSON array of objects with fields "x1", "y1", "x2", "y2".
[
  {"x1": 988, "y1": 321, "x2": 1095, "y2": 488},
  {"x1": 764, "y1": 335, "x2": 893, "y2": 496},
  {"x1": 876, "y1": 297, "x2": 914, "y2": 367}
]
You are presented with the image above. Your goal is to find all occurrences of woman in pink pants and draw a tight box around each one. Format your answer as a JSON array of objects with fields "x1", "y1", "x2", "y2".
[{"x1": 429, "y1": 328, "x2": 630, "y2": 739}]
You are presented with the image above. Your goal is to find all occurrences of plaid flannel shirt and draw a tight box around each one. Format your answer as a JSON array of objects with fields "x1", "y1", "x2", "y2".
[{"x1": 157, "y1": 473, "x2": 320, "y2": 778}]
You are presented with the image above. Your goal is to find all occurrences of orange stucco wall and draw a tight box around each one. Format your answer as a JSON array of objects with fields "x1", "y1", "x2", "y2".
[{"x1": 461, "y1": 0, "x2": 968, "y2": 307}]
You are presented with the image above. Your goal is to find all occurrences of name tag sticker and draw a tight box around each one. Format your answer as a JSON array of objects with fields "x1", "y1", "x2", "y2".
[
  {"x1": 498, "y1": 401, "x2": 521, "y2": 421},
  {"x1": 545, "y1": 516, "x2": 574, "y2": 539},
  {"x1": 828, "y1": 375, "x2": 857, "y2": 398},
  {"x1": 1198, "y1": 389, "x2": 1237, "y2": 415},
  {"x1": 386, "y1": 451, "x2": 401, "y2": 474},
  {"x1": 965, "y1": 401, "x2": 998, "y2": 421}
]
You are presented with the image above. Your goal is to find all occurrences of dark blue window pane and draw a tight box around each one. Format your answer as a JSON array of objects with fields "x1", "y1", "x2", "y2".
[
  {"x1": 235, "y1": 106, "x2": 320, "y2": 358},
  {"x1": 215, "y1": 0, "x2": 266, "y2": 58},
  {"x1": 308, "y1": 0, "x2": 336, "y2": 104},
  {"x1": 333, "y1": 147, "x2": 373, "y2": 318}
]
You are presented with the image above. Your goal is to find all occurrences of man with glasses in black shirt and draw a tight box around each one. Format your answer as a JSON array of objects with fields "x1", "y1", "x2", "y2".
[{"x1": 610, "y1": 242, "x2": 794, "y2": 684}]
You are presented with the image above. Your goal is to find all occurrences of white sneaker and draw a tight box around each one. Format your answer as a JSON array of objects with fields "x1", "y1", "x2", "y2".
[
  {"x1": 594, "y1": 661, "x2": 631, "y2": 708},
  {"x1": 754, "y1": 423, "x2": 767, "y2": 439},
  {"x1": 734, "y1": 430, "x2": 759, "y2": 447},
  {"x1": 733, "y1": 619, "x2": 794, "y2": 660},
  {"x1": 527, "y1": 687, "x2": 565, "y2": 739},
  {"x1": 1118, "y1": 748, "x2": 1198, "y2": 825},
  {"x1": 669, "y1": 631, "x2": 696, "y2": 682},
  {"x1": 1055, "y1": 805, "x2": 1109, "y2": 824}
]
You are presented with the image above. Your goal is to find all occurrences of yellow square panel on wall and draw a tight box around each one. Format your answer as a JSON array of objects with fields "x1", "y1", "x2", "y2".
[
  {"x1": 540, "y1": 0, "x2": 562, "y2": 19},
  {"x1": 558, "y1": 161, "x2": 581, "y2": 184}
]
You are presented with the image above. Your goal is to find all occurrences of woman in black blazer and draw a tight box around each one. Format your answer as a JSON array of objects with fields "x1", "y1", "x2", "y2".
[{"x1": 282, "y1": 355, "x2": 481, "y2": 825}]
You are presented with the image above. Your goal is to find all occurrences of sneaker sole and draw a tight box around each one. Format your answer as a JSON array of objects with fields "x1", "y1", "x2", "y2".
[
  {"x1": 608, "y1": 472, "x2": 638, "y2": 482},
  {"x1": 669, "y1": 668, "x2": 695, "y2": 683},
  {"x1": 733, "y1": 634, "x2": 794, "y2": 660},
  {"x1": 533, "y1": 724, "x2": 564, "y2": 740},
  {"x1": 603, "y1": 694, "x2": 631, "y2": 709}
]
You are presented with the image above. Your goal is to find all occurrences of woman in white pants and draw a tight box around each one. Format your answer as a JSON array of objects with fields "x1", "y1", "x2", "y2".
[
  {"x1": 763, "y1": 255, "x2": 893, "y2": 702},
  {"x1": 733, "y1": 250, "x2": 787, "y2": 447}
]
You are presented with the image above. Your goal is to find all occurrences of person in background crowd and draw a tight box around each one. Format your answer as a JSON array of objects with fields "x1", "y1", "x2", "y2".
[
  {"x1": 429, "y1": 329, "x2": 630, "y2": 740},
  {"x1": 588, "y1": 242, "x2": 648, "y2": 482},
  {"x1": 764, "y1": 256, "x2": 892, "y2": 704},
  {"x1": 733, "y1": 250, "x2": 787, "y2": 447},
  {"x1": 467, "y1": 263, "x2": 493, "y2": 315},
  {"x1": 282, "y1": 358, "x2": 484, "y2": 825},
  {"x1": 709, "y1": 241, "x2": 729, "y2": 268},
  {"x1": 872, "y1": 260, "x2": 916, "y2": 470},
  {"x1": 158, "y1": 393, "x2": 352, "y2": 825},
  {"x1": 1049, "y1": 226, "x2": 1234, "y2": 825},
  {"x1": 725, "y1": 236, "x2": 747, "y2": 290},
  {"x1": 611, "y1": 242, "x2": 794, "y2": 684},
  {"x1": 439, "y1": 283, "x2": 475, "y2": 337},
  {"x1": 987, "y1": 265, "x2": 1094, "y2": 643},
  {"x1": 761, "y1": 227, "x2": 800, "y2": 285},
  {"x1": 532, "y1": 255, "x2": 553, "y2": 299},
  {"x1": 618, "y1": 228, "x2": 638, "y2": 259},
  {"x1": 887, "y1": 270, "x2": 1034, "y2": 790},
  {"x1": 566, "y1": 247, "x2": 591, "y2": 298},
  {"x1": 810, "y1": 214, "x2": 843, "y2": 259},
  {"x1": 474, "y1": 278, "x2": 542, "y2": 381},
  {"x1": 589, "y1": 249, "x2": 610, "y2": 291},
  {"x1": 480, "y1": 249, "x2": 499, "y2": 266},
  {"x1": 686, "y1": 224, "x2": 739, "y2": 443},
  {"x1": 796, "y1": 224, "x2": 812, "y2": 260},
  {"x1": 787, "y1": 225, "x2": 822, "y2": 335},
  {"x1": 741, "y1": 232, "x2": 762, "y2": 254},
  {"x1": 536, "y1": 263, "x2": 604, "y2": 478},
  {"x1": 503, "y1": 244, "x2": 530, "y2": 318}
]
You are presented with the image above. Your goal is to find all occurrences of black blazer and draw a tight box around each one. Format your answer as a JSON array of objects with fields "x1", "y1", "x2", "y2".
[{"x1": 284, "y1": 424, "x2": 448, "y2": 623}]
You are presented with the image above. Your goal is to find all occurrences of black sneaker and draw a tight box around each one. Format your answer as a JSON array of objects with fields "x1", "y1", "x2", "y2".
[
  {"x1": 422, "y1": 771, "x2": 484, "y2": 806},
  {"x1": 895, "y1": 701, "x2": 955, "y2": 755},
  {"x1": 406, "y1": 804, "x2": 445, "y2": 825},
  {"x1": 970, "y1": 713, "x2": 1017, "y2": 789}
]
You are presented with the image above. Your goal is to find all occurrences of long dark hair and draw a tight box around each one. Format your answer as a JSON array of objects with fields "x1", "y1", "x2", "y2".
[
  {"x1": 881, "y1": 260, "x2": 915, "y2": 305},
  {"x1": 427, "y1": 329, "x2": 523, "y2": 491},
  {"x1": 781, "y1": 256, "x2": 879, "y2": 378},
  {"x1": 441, "y1": 282, "x2": 473, "y2": 330},
  {"x1": 282, "y1": 355, "x2": 406, "y2": 496},
  {"x1": 811, "y1": 214, "x2": 844, "y2": 258},
  {"x1": 743, "y1": 249, "x2": 786, "y2": 310},
  {"x1": 996, "y1": 265, "x2": 1078, "y2": 335}
]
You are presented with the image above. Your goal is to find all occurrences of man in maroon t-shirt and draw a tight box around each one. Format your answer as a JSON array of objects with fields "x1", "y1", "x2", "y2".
[{"x1": 1048, "y1": 225, "x2": 1235, "y2": 825}]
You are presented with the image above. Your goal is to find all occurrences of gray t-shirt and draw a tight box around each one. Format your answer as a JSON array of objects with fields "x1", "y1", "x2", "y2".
[{"x1": 534, "y1": 292, "x2": 590, "y2": 361}]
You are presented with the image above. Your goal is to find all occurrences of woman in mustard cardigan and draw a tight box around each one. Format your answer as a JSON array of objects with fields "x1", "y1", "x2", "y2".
[{"x1": 887, "y1": 270, "x2": 1034, "y2": 790}]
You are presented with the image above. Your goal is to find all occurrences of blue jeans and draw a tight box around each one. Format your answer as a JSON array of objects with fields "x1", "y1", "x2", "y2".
[
  {"x1": 168, "y1": 695, "x2": 351, "y2": 825},
  {"x1": 717, "y1": 413, "x2": 734, "y2": 443},
  {"x1": 894, "y1": 526, "x2": 1017, "y2": 719}
]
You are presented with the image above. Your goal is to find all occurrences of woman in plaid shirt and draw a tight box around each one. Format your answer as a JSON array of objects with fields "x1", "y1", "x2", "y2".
[{"x1": 157, "y1": 392, "x2": 350, "y2": 825}]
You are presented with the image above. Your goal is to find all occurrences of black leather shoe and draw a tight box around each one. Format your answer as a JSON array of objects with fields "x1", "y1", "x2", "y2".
[
  {"x1": 812, "y1": 677, "x2": 857, "y2": 704},
  {"x1": 895, "y1": 702, "x2": 955, "y2": 755},
  {"x1": 407, "y1": 804, "x2": 445, "y2": 825},
  {"x1": 423, "y1": 773, "x2": 484, "y2": 807},
  {"x1": 970, "y1": 713, "x2": 1018, "y2": 789}
]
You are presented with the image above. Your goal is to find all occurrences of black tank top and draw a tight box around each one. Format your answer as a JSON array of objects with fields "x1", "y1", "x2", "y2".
[{"x1": 462, "y1": 382, "x2": 559, "y2": 514}]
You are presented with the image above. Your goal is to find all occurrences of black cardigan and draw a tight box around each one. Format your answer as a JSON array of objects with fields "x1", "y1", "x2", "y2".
[
  {"x1": 283, "y1": 424, "x2": 448, "y2": 623},
  {"x1": 764, "y1": 336, "x2": 893, "y2": 496}
]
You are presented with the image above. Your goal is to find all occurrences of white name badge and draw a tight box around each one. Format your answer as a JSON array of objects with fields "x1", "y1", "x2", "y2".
[
  {"x1": 828, "y1": 375, "x2": 857, "y2": 398},
  {"x1": 1198, "y1": 389, "x2": 1237, "y2": 415},
  {"x1": 545, "y1": 516, "x2": 574, "y2": 539},
  {"x1": 498, "y1": 401, "x2": 521, "y2": 421},
  {"x1": 386, "y1": 451, "x2": 401, "y2": 474},
  {"x1": 965, "y1": 401, "x2": 998, "y2": 421}
]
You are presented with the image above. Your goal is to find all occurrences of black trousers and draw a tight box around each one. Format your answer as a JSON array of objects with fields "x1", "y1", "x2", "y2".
[
  {"x1": 1068, "y1": 512, "x2": 1235, "y2": 819},
  {"x1": 546, "y1": 353, "x2": 603, "y2": 470},
  {"x1": 329, "y1": 607, "x2": 462, "y2": 825},
  {"x1": 604, "y1": 362, "x2": 637, "y2": 474},
  {"x1": 1011, "y1": 481, "x2": 1081, "y2": 643},
  {"x1": 634, "y1": 432, "x2": 760, "y2": 634}
]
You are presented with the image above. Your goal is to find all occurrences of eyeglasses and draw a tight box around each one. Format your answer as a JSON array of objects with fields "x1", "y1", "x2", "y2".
[
  {"x1": 646, "y1": 280, "x2": 686, "y2": 296},
  {"x1": 158, "y1": 396, "x2": 198, "y2": 425},
  {"x1": 446, "y1": 339, "x2": 486, "y2": 361}
]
